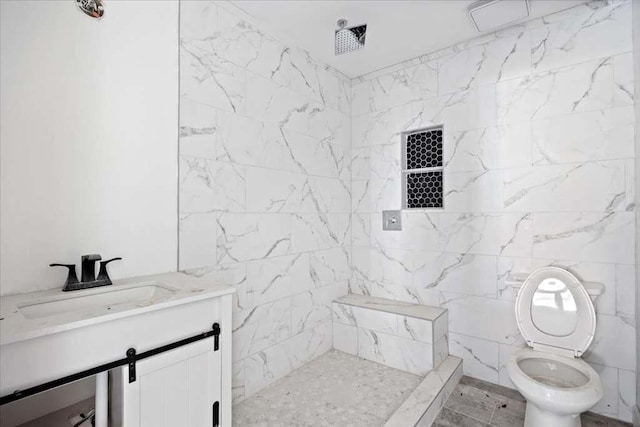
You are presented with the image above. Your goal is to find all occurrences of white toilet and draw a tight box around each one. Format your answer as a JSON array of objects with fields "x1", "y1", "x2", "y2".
[{"x1": 507, "y1": 267, "x2": 603, "y2": 427}]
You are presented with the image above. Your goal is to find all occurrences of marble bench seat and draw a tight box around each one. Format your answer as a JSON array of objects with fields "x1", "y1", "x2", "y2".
[{"x1": 332, "y1": 294, "x2": 449, "y2": 376}]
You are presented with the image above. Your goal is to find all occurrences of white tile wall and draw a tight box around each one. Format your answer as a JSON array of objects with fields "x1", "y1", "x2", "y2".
[
  {"x1": 349, "y1": 0, "x2": 635, "y2": 421},
  {"x1": 179, "y1": 0, "x2": 636, "y2": 420},
  {"x1": 179, "y1": 0, "x2": 350, "y2": 404}
]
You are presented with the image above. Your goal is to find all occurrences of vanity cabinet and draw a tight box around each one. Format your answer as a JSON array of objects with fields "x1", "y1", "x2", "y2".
[
  {"x1": 112, "y1": 337, "x2": 221, "y2": 427},
  {"x1": 0, "y1": 273, "x2": 234, "y2": 427}
]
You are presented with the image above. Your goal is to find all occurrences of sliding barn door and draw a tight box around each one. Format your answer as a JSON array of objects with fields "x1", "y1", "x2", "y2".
[{"x1": 112, "y1": 337, "x2": 221, "y2": 427}]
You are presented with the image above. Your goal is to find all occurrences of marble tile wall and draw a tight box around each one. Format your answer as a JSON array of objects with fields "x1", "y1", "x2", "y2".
[
  {"x1": 178, "y1": 1, "x2": 351, "y2": 404},
  {"x1": 633, "y1": 0, "x2": 640, "y2": 421},
  {"x1": 332, "y1": 296, "x2": 448, "y2": 375},
  {"x1": 349, "y1": 1, "x2": 636, "y2": 422}
]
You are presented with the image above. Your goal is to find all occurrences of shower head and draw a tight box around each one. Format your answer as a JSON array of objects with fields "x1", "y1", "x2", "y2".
[{"x1": 335, "y1": 19, "x2": 367, "y2": 56}]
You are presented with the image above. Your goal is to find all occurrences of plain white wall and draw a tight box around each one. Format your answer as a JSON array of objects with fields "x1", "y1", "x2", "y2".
[{"x1": 0, "y1": 0, "x2": 179, "y2": 296}]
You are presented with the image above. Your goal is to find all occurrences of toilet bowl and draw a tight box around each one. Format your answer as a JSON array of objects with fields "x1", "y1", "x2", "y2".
[{"x1": 507, "y1": 267, "x2": 603, "y2": 427}]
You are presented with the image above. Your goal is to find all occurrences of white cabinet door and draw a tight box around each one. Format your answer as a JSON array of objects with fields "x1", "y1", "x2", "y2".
[{"x1": 113, "y1": 337, "x2": 220, "y2": 427}]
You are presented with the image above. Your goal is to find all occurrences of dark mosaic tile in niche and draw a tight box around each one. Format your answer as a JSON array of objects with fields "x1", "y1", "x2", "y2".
[
  {"x1": 406, "y1": 171, "x2": 443, "y2": 208},
  {"x1": 406, "y1": 128, "x2": 443, "y2": 169}
]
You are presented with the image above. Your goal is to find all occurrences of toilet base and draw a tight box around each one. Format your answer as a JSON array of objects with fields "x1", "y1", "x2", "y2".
[{"x1": 525, "y1": 401, "x2": 581, "y2": 427}]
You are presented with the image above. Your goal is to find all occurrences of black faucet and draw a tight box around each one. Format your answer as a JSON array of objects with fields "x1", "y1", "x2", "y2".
[
  {"x1": 81, "y1": 254, "x2": 101, "y2": 283},
  {"x1": 50, "y1": 254, "x2": 122, "y2": 291}
]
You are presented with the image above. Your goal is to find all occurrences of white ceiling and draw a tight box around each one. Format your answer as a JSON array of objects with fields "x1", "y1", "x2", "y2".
[{"x1": 232, "y1": 0, "x2": 588, "y2": 78}]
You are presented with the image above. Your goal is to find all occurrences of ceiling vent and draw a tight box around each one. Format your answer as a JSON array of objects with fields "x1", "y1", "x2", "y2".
[{"x1": 468, "y1": 0, "x2": 529, "y2": 32}]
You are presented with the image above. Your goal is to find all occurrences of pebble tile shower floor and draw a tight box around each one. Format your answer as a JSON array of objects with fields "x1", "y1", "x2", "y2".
[{"x1": 233, "y1": 350, "x2": 422, "y2": 426}]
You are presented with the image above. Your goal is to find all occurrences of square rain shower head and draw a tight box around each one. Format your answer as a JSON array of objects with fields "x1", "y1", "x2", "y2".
[{"x1": 335, "y1": 24, "x2": 367, "y2": 55}]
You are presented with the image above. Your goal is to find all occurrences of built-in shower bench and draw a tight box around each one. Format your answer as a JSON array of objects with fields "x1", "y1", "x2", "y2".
[
  {"x1": 332, "y1": 294, "x2": 449, "y2": 376},
  {"x1": 332, "y1": 294, "x2": 463, "y2": 426}
]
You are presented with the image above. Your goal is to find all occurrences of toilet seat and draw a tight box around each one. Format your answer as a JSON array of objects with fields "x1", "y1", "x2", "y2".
[
  {"x1": 515, "y1": 267, "x2": 596, "y2": 357},
  {"x1": 508, "y1": 349, "x2": 603, "y2": 415}
]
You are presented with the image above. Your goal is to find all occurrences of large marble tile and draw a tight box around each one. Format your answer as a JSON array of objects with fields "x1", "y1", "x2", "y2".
[
  {"x1": 180, "y1": 40, "x2": 246, "y2": 114},
  {"x1": 351, "y1": 61, "x2": 438, "y2": 116},
  {"x1": 179, "y1": 157, "x2": 246, "y2": 213},
  {"x1": 351, "y1": 247, "x2": 414, "y2": 298},
  {"x1": 216, "y1": 213, "x2": 291, "y2": 264},
  {"x1": 351, "y1": 99, "x2": 442, "y2": 148},
  {"x1": 179, "y1": 1, "x2": 218, "y2": 42},
  {"x1": 332, "y1": 301, "x2": 357, "y2": 326},
  {"x1": 183, "y1": 262, "x2": 249, "y2": 311},
  {"x1": 615, "y1": 264, "x2": 635, "y2": 319},
  {"x1": 351, "y1": 305, "x2": 399, "y2": 335},
  {"x1": 433, "y1": 334, "x2": 450, "y2": 369},
  {"x1": 351, "y1": 213, "x2": 371, "y2": 247},
  {"x1": 613, "y1": 52, "x2": 634, "y2": 106},
  {"x1": 530, "y1": 1, "x2": 631, "y2": 73},
  {"x1": 213, "y1": 5, "x2": 286, "y2": 80},
  {"x1": 413, "y1": 251, "x2": 498, "y2": 298},
  {"x1": 441, "y1": 292, "x2": 522, "y2": 346},
  {"x1": 179, "y1": 99, "x2": 217, "y2": 160},
  {"x1": 352, "y1": 177, "x2": 402, "y2": 213},
  {"x1": 618, "y1": 368, "x2": 635, "y2": 423},
  {"x1": 243, "y1": 321, "x2": 331, "y2": 396},
  {"x1": 398, "y1": 316, "x2": 434, "y2": 343},
  {"x1": 246, "y1": 253, "x2": 311, "y2": 306},
  {"x1": 371, "y1": 212, "x2": 439, "y2": 251},
  {"x1": 438, "y1": 213, "x2": 532, "y2": 257},
  {"x1": 245, "y1": 73, "x2": 348, "y2": 144},
  {"x1": 532, "y1": 107, "x2": 634, "y2": 165},
  {"x1": 232, "y1": 360, "x2": 245, "y2": 404},
  {"x1": 497, "y1": 56, "x2": 620, "y2": 125},
  {"x1": 291, "y1": 282, "x2": 347, "y2": 334},
  {"x1": 358, "y1": 328, "x2": 433, "y2": 375},
  {"x1": 232, "y1": 298, "x2": 291, "y2": 361},
  {"x1": 351, "y1": 143, "x2": 402, "y2": 181},
  {"x1": 444, "y1": 170, "x2": 503, "y2": 212},
  {"x1": 245, "y1": 167, "x2": 304, "y2": 213},
  {"x1": 504, "y1": 161, "x2": 627, "y2": 212},
  {"x1": 301, "y1": 176, "x2": 350, "y2": 214},
  {"x1": 438, "y1": 29, "x2": 530, "y2": 95},
  {"x1": 584, "y1": 314, "x2": 635, "y2": 371},
  {"x1": 309, "y1": 247, "x2": 350, "y2": 287},
  {"x1": 280, "y1": 127, "x2": 349, "y2": 179},
  {"x1": 268, "y1": 46, "x2": 325, "y2": 105},
  {"x1": 214, "y1": 111, "x2": 292, "y2": 171},
  {"x1": 449, "y1": 333, "x2": 500, "y2": 384},
  {"x1": 332, "y1": 322, "x2": 357, "y2": 355},
  {"x1": 589, "y1": 363, "x2": 621, "y2": 418},
  {"x1": 498, "y1": 342, "x2": 525, "y2": 390},
  {"x1": 441, "y1": 85, "x2": 496, "y2": 132},
  {"x1": 290, "y1": 213, "x2": 350, "y2": 252},
  {"x1": 444, "y1": 125, "x2": 531, "y2": 173},
  {"x1": 532, "y1": 212, "x2": 635, "y2": 264}
]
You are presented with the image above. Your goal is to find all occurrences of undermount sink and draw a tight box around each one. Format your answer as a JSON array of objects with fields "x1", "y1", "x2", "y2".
[{"x1": 17, "y1": 282, "x2": 177, "y2": 319}]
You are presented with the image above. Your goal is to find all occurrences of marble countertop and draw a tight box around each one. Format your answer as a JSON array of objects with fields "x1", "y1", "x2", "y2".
[{"x1": 0, "y1": 272, "x2": 235, "y2": 346}]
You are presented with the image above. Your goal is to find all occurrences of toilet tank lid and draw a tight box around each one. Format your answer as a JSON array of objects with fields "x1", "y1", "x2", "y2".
[{"x1": 515, "y1": 267, "x2": 596, "y2": 357}]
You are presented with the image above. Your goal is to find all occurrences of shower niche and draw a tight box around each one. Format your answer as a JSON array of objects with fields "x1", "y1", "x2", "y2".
[{"x1": 402, "y1": 126, "x2": 444, "y2": 209}]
